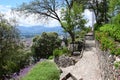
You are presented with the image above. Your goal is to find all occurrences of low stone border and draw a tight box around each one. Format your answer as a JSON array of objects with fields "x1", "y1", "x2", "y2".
[{"x1": 95, "y1": 40, "x2": 120, "y2": 80}]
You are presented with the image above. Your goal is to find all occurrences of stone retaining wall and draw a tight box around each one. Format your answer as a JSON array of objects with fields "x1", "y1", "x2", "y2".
[{"x1": 95, "y1": 40, "x2": 116, "y2": 80}]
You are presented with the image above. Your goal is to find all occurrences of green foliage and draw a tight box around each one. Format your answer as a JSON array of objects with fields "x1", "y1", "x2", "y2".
[
  {"x1": 53, "y1": 49, "x2": 64, "y2": 57},
  {"x1": 100, "y1": 37, "x2": 115, "y2": 51},
  {"x1": 112, "y1": 14, "x2": 120, "y2": 26},
  {"x1": 53, "y1": 47, "x2": 69, "y2": 57},
  {"x1": 114, "y1": 61, "x2": 120, "y2": 69},
  {"x1": 114, "y1": 48, "x2": 120, "y2": 56},
  {"x1": 0, "y1": 15, "x2": 19, "y2": 77},
  {"x1": 95, "y1": 31, "x2": 115, "y2": 51},
  {"x1": 62, "y1": 47, "x2": 69, "y2": 54},
  {"x1": 95, "y1": 31, "x2": 104, "y2": 41},
  {"x1": 48, "y1": 56, "x2": 54, "y2": 60},
  {"x1": 99, "y1": 24, "x2": 120, "y2": 41},
  {"x1": 109, "y1": 0, "x2": 120, "y2": 14},
  {"x1": 95, "y1": 31, "x2": 116, "y2": 54},
  {"x1": 94, "y1": 23, "x2": 102, "y2": 31},
  {"x1": 95, "y1": 22, "x2": 120, "y2": 56},
  {"x1": 61, "y1": 2, "x2": 86, "y2": 42},
  {"x1": 31, "y1": 32, "x2": 61, "y2": 60},
  {"x1": 0, "y1": 14, "x2": 32, "y2": 78},
  {"x1": 22, "y1": 61, "x2": 60, "y2": 80}
]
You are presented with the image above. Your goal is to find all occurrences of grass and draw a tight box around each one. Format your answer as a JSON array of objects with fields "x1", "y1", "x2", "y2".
[{"x1": 21, "y1": 60, "x2": 60, "y2": 80}]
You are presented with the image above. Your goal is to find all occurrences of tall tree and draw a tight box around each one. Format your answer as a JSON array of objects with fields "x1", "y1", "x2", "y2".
[
  {"x1": 16, "y1": 0, "x2": 86, "y2": 42},
  {"x1": 0, "y1": 14, "x2": 21, "y2": 78},
  {"x1": 61, "y1": 2, "x2": 86, "y2": 42},
  {"x1": 88, "y1": 0, "x2": 109, "y2": 25}
]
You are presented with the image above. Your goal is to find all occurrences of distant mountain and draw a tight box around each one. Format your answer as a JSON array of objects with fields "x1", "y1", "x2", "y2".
[{"x1": 17, "y1": 26, "x2": 64, "y2": 38}]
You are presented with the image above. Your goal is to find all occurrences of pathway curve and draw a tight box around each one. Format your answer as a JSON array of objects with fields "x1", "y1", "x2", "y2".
[{"x1": 60, "y1": 32, "x2": 102, "y2": 80}]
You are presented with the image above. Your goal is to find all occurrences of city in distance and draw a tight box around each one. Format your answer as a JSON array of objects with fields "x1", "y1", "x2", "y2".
[{"x1": 17, "y1": 26, "x2": 64, "y2": 38}]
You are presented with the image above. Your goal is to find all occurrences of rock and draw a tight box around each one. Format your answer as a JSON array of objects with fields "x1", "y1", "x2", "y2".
[
  {"x1": 116, "y1": 57, "x2": 120, "y2": 62},
  {"x1": 54, "y1": 55, "x2": 76, "y2": 67}
]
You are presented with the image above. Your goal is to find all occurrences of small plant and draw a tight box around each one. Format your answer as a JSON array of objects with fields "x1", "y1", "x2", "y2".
[
  {"x1": 48, "y1": 56, "x2": 54, "y2": 60},
  {"x1": 62, "y1": 47, "x2": 69, "y2": 54},
  {"x1": 53, "y1": 49, "x2": 63, "y2": 57},
  {"x1": 53, "y1": 47, "x2": 70, "y2": 57},
  {"x1": 115, "y1": 48, "x2": 120, "y2": 56},
  {"x1": 114, "y1": 61, "x2": 120, "y2": 69}
]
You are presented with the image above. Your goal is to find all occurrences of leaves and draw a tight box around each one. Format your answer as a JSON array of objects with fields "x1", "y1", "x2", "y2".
[
  {"x1": 0, "y1": 14, "x2": 32, "y2": 78},
  {"x1": 109, "y1": 0, "x2": 120, "y2": 14},
  {"x1": 31, "y1": 32, "x2": 61, "y2": 59},
  {"x1": 61, "y1": 2, "x2": 86, "y2": 42}
]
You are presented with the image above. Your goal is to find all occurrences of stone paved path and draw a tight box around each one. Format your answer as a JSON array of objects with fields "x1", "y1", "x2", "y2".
[{"x1": 60, "y1": 33, "x2": 102, "y2": 80}]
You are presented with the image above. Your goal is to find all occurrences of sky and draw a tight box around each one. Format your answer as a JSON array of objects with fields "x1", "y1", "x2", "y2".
[
  {"x1": 0, "y1": 0, "x2": 93, "y2": 27},
  {"x1": 0, "y1": 0, "x2": 32, "y2": 7}
]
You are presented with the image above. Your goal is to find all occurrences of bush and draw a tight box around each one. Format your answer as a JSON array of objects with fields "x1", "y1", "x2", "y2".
[
  {"x1": 95, "y1": 31, "x2": 116, "y2": 55},
  {"x1": 96, "y1": 23, "x2": 120, "y2": 56},
  {"x1": 114, "y1": 61, "x2": 120, "y2": 69},
  {"x1": 48, "y1": 56, "x2": 54, "y2": 60},
  {"x1": 112, "y1": 14, "x2": 120, "y2": 26},
  {"x1": 0, "y1": 16, "x2": 32, "y2": 78},
  {"x1": 22, "y1": 61, "x2": 60, "y2": 80},
  {"x1": 62, "y1": 47, "x2": 69, "y2": 54},
  {"x1": 99, "y1": 24, "x2": 120, "y2": 41},
  {"x1": 53, "y1": 49, "x2": 63, "y2": 57},
  {"x1": 53, "y1": 47, "x2": 69, "y2": 57},
  {"x1": 114, "y1": 48, "x2": 120, "y2": 56},
  {"x1": 31, "y1": 32, "x2": 61, "y2": 60}
]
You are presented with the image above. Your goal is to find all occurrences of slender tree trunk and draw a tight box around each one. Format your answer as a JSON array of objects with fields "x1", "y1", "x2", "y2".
[{"x1": 68, "y1": 31, "x2": 75, "y2": 42}]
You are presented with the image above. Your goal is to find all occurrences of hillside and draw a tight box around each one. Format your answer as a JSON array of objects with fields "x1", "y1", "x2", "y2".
[{"x1": 17, "y1": 26, "x2": 63, "y2": 37}]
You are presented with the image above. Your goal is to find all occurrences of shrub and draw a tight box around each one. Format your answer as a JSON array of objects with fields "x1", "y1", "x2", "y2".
[
  {"x1": 31, "y1": 32, "x2": 61, "y2": 60},
  {"x1": 114, "y1": 48, "x2": 120, "y2": 56},
  {"x1": 62, "y1": 47, "x2": 70, "y2": 54},
  {"x1": 99, "y1": 24, "x2": 120, "y2": 41},
  {"x1": 100, "y1": 37, "x2": 111, "y2": 51},
  {"x1": 22, "y1": 61, "x2": 60, "y2": 80},
  {"x1": 112, "y1": 14, "x2": 120, "y2": 26},
  {"x1": 53, "y1": 47, "x2": 69, "y2": 57},
  {"x1": 95, "y1": 31, "x2": 105, "y2": 41},
  {"x1": 95, "y1": 31, "x2": 117, "y2": 55},
  {"x1": 114, "y1": 61, "x2": 120, "y2": 69},
  {"x1": 0, "y1": 16, "x2": 31, "y2": 78},
  {"x1": 53, "y1": 49, "x2": 63, "y2": 57},
  {"x1": 48, "y1": 56, "x2": 54, "y2": 60}
]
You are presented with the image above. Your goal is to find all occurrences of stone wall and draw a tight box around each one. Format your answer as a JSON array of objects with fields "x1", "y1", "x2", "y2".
[{"x1": 95, "y1": 40, "x2": 116, "y2": 80}]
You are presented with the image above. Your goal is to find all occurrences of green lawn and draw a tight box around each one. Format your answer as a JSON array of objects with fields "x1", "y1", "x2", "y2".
[{"x1": 22, "y1": 60, "x2": 60, "y2": 80}]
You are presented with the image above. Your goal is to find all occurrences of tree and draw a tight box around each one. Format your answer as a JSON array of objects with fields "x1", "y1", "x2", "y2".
[
  {"x1": 88, "y1": 0, "x2": 109, "y2": 25},
  {"x1": 109, "y1": 0, "x2": 120, "y2": 14},
  {"x1": 61, "y1": 2, "x2": 86, "y2": 42},
  {"x1": 31, "y1": 32, "x2": 61, "y2": 61},
  {"x1": 16, "y1": 0, "x2": 86, "y2": 42},
  {"x1": 0, "y1": 14, "x2": 20, "y2": 78},
  {"x1": 0, "y1": 14, "x2": 32, "y2": 79}
]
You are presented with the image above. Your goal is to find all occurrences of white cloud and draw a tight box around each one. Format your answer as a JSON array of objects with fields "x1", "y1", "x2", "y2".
[
  {"x1": 0, "y1": 5, "x2": 95, "y2": 28},
  {"x1": 0, "y1": 5, "x2": 61, "y2": 27},
  {"x1": 0, "y1": 5, "x2": 11, "y2": 13}
]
